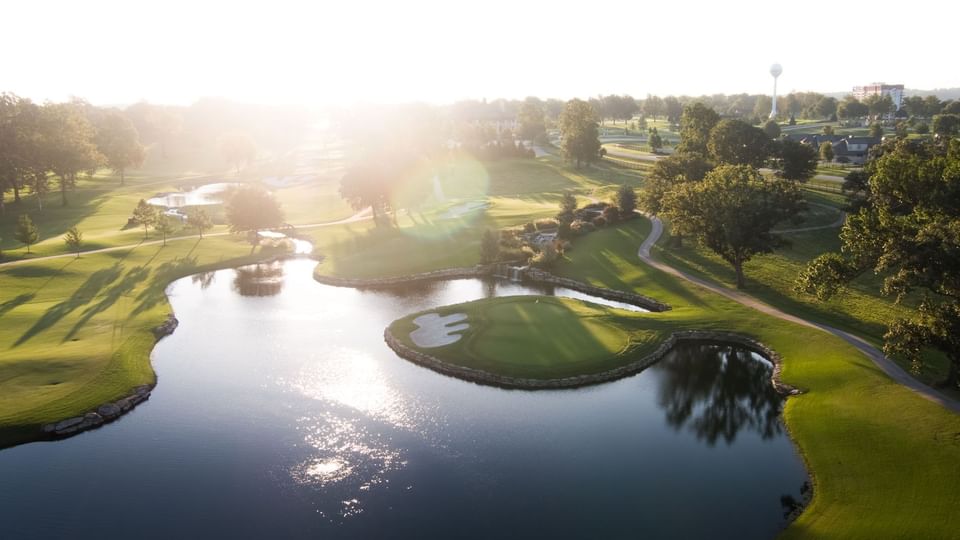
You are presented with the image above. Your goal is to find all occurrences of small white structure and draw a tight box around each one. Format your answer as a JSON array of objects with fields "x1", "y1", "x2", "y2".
[{"x1": 769, "y1": 63, "x2": 783, "y2": 119}]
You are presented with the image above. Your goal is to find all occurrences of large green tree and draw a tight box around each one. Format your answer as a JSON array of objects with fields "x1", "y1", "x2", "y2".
[
  {"x1": 94, "y1": 110, "x2": 145, "y2": 185},
  {"x1": 638, "y1": 152, "x2": 713, "y2": 215},
  {"x1": 516, "y1": 98, "x2": 546, "y2": 141},
  {"x1": 226, "y1": 186, "x2": 284, "y2": 250},
  {"x1": 796, "y1": 139, "x2": 960, "y2": 388},
  {"x1": 0, "y1": 94, "x2": 44, "y2": 212},
  {"x1": 662, "y1": 164, "x2": 805, "y2": 288},
  {"x1": 676, "y1": 103, "x2": 720, "y2": 155},
  {"x1": 40, "y1": 101, "x2": 104, "y2": 207},
  {"x1": 707, "y1": 119, "x2": 771, "y2": 167},
  {"x1": 131, "y1": 199, "x2": 157, "y2": 239},
  {"x1": 340, "y1": 165, "x2": 390, "y2": 224},
  {"x1": 558, "y1": 99, "x2": 601, "y2": 168},
  {"x1": 774, "y1": 139, "x2": 818, "y2": 182}
]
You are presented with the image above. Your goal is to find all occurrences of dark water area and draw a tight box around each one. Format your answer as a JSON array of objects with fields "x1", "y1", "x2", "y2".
[{"x1": 0, "y1": 259, "x2": 807, "y2": 539}]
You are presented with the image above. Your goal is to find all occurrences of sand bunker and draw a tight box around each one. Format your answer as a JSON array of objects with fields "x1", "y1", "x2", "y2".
[{"x1": 409, "y1": 313, "x2": 470, "y2": 348}]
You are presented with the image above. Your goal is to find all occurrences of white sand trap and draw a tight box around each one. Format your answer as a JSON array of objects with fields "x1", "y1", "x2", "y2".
[
  {"x1": 440, "y1": 201, "x2": 490, "y2": 219},
  {"x1": 410, "y1": 313, "x2": 470, "y2": 348}
]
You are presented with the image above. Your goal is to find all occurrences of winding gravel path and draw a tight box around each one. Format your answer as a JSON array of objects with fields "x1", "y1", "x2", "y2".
[{"x1": 638, "y1": 214, "x2": 960, "y2": 413}]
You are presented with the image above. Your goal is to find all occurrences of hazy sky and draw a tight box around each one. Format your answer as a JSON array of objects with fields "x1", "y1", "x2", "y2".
[{"x1": 3, "y1": 0, "x2": 956, "y2": 106}]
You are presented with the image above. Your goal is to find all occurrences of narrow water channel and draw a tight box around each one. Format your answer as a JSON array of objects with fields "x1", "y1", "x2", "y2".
[{"x1": 0, "y1": 258, "x2": 808, "y2": 539}]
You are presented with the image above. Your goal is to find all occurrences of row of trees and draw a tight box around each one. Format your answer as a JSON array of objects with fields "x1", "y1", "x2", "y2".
[{"x1": 0, "y1": 94, "x2": 145, "y2": 211}]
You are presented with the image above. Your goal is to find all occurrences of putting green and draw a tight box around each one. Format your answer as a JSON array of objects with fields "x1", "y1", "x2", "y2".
[{"x1": 390, "y1": 296, "x2": 665, "y2": 380}]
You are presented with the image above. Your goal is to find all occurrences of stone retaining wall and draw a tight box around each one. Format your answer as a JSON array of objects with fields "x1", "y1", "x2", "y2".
[
  {"x1": 314, "y1": 265, "x2": 492, "y2": 288},
  {"x1": 384, "y1": 327, "x2": 801, "y2": 395},
  {"x1": 524, "y1": 268, "x2": 670, "y2": 312}
]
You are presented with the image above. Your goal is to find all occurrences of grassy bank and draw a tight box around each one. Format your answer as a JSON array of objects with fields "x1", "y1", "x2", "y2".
[{"x1": 548, "y1": 219, "x2": 960, "y2": 538}]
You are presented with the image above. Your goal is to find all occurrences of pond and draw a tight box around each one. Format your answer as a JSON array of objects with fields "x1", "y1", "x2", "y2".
[
  {"x1": 0, "y1": 259, "x2": 808, "y2": 539},
  {"x1": 146, "y1": 182, "x2": 240, "y2": 208}
]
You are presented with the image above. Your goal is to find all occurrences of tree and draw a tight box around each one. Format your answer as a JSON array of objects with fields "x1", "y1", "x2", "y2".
[
  {"x1": 0, "y1": 94, "x2": 44, "y2": 211},
  {"x1": 932, "y1": 114, "x2": 960, "y2": 137},
  {"x1": 822, "y1": 125, "x2": 835, "y2": 136},
  {"x1": 774, "y1": 139, "x2": 818, "y2": 182},
  {"x1": 516, "y1": 99, "x2": 546, "y2": 141},
  {"x1": 837, "y1": 97, "x2": 868, "y2": 122},
  {"x1": 942, "y1": 101, "x2": 960, "y2": 115},
  {"x1": 186, "y1": 208, "x2": 213, "y2": 239},
  {"x1": 558, "y1": 99, "x2": 601, "y2": 168},
  {"x1": 155, "y1": 215, "x2": 178, "y2": 246},
  {"x1": 795, "y1": 139, "x2": 960, "y2": 388},
  {"x1": 648, "y1": 127, "x2": 664, "y2": 153},
  {"x1": 677, "y1": 103, "x2": 720, "y2": 155},
  {"x1": 663, "y1": 96, "x2": 683, "y2": 124},
  {"x1": 220, "y1": 132, "x2": 257, "y2": 175},
  {"x1": 895, "y1": 121, "x2": 909, "y2": 139},
  {"x1": 869, "y1": 122, "x2": 884, "y2": 139},
  {"x1": 763, "y1": 119, "x2": 781, "y2": 139},
  {"x1": 131, "y1": 199, "x2": 158, "y2": 239},
  {"x1": 643, "y1": 95, "x2": 664, "y2": 120},
  {"x1": 63, "y1": 226, "x2": 82, "y2": 257},
  {"x1": 615, "y1": 184, "x2": 637, "y2": 216},
  {"x1": 916, "y1": 122, "x2": 930, "y2": 135},
  {"x1": 15, "y1": 214, "x2": 38, "y2": 253},
  {"x1": 864, "y1": 94, "x2": 894, "y2": 119},
  {"x1": 480, "y1": 229, "x2": 500, "y2": 263},
  {"x1": 707, "y1": 119, "x2": 771, "y2": 167},
  {"x1": 661, "y1": 164, "x2": 805, "y2": 288},
  {"x1": 340, "y1": 165, "x2": 390, "y2": 224},
  {"x1": 923, "y1": 95, "x2": 943, "y2": 117},
  {"x1": 94, "y1": 110, "x2": 145, "y2": 185},
  {"x1": 815, "y1": 96, "x2": 838, "y2": 119},
  {"x1": 820, "y1": 141, "x2": 835, "y2": 162},
  {"x1": 638, "y1": 152, "x2": 713, "y2": 215},
  {"x1": 39, "y1": 101, "x2": 104, "y2": 207},
  {"x1": 560, "y1": 191, "x2": 578, "y2": 215},
  {"x1": 225, "y1": 186, "x2": 284, "y2": 250}
]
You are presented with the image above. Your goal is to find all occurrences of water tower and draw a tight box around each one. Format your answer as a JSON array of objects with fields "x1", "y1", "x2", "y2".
[{"x1": 769, "y1": 63, "x2": 783, "y2": 119}]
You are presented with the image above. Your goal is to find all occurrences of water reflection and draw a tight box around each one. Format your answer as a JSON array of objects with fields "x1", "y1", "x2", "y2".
[
  {"x1": 651, "y1": 343, "x2": 784, "y2": 445},
  {"x1": 191, "y1": 271, "x2": 216, "y2": 289},
  {"x1": 233, "y1": 263, "x2": 285, "y2": 296}
]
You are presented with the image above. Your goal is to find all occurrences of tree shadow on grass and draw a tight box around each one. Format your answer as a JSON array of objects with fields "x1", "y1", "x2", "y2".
[
  {"x1": 14, "y1": 264, "x2": 122, "y2": 347},
  {"x1": 0, "y1": 293, "x2": 35, "y2": 318},
  {"x1": 129, "y1": 256, "x2": 199, "y2": 318},
  {"x1": 63, "y1": 265, "x2": 152, "y2": 342}
]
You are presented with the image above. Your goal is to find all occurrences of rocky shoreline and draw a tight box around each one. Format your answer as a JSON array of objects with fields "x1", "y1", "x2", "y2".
[
  {"x1": 39, "y1": 314, "x2": 179, "y2": 440},
  {"x1": 384, "y1": 327, "x2": 801, "y2": 395},
  {"x1": 315, "y1": 265, "x2": 671, "y2": 312}
]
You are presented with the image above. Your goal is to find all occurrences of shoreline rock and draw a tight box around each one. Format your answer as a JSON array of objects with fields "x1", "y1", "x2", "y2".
[
  {"x1": 39, "y1": 313, "x2": 178, "y2": 440},
  {"x1": 384, "y1": 327, "x2": 801, "y2": 395}
]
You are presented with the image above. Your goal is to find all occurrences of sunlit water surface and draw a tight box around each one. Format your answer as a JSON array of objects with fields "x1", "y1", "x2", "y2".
[{"x1": 0, "y1": 259, "x2": 807, "y2": 539}]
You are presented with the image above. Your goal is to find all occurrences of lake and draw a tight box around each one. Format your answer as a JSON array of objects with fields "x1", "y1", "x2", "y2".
[{"x1": 0, "y1": 258, "x2": 808, "y2": 539}]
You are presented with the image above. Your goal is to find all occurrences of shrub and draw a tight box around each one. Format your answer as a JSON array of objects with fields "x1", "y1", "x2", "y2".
[
  {"x1": 522, "y1": 222, "x2": 535, "y2": 233},
  {"x1": 602, "y1": 206, "x2": 621, "y2": 223},
  {"x1": 592, "y1": 216, "x2": 607, "y2": 228},
  {"x1": 530, "y1": 242, "x2": 559, "y2": 268},
  {"x1": 570, "y1": 220, "x2": 596, "y2": 236},
  {"x1": 534, "y1": 218, "x2": 559, "y2": 231}
]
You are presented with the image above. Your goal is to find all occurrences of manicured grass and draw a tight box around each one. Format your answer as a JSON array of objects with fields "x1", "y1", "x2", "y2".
[
  {"x1": 654, "y1": 190, "x2": 956, "y2": 394},
  {"x1": 549, "y1": 219, "x2": 960, "y2": 539},
  {"x1": 390, "y1": 296, "x2": 666, "y2": 379},
  {"x1": 0, "y1": 236, "x2": 293, "y2": 448}
]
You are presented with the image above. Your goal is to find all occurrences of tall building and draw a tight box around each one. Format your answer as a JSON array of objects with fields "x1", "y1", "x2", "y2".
[{"x1": 853, "y1": 83, "x2": 905, "y2": 110}]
